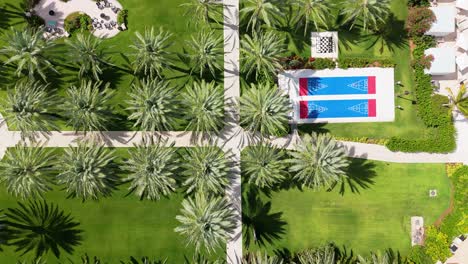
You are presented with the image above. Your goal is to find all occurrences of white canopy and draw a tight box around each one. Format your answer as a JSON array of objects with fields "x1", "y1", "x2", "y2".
[
  {"x1": 424, "y1": 47, "x2": 456, "y2": 75},
  {"x1": 457, "y1": 0, "x2": 468, "y2": 11},
  {"x1": 426, "y1": 6, "x2": 456, "y2": 37},
  {"x1": 457, "y1": 53, "x2": 468, "y2": 71},
  {"x1": 457, "y1": 31, "x2": 468, "y2": 50}
]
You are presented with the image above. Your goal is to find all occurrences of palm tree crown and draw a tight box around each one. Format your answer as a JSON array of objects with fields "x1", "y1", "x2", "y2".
[
  {"x1": 66, "y1": 33, "x2": 110, "y2": 81},
  {"x1": 181, "y1": 0, "x2": 223, "y2": 25},
  {"x1": 2, "y1": 80, "x2": 56, "y2": 140},
  {"x1": 296, "y1": 244, "x2": 337, "y2": 264},
  {"x1": 121, "y1": 139, "x2": 178, "y2": 201},
  {"x1": 181, "y1": 147, "x2": 230, "y2": 196},
  {"x1": 242, "y1": 144, "x2": 287, "y2": 188},
  {"x1": 56, "y1": 143, "x2": 115, "y2": 201},
  {"x1": 186, "y1": 31, "x2": 223, "y2": 78},
  {"x1": 0, "y1": 144, "x2": 54, "y2": 199},
  {"x1": 130, "y1": 27, "x2": 173, "y2": 78},
  {"x1": 241, "y1": 31, "x2": 286, "y2": 80},
  {"x1": 294, "y1": 0, "x2": 332, "y2": 36},
  {"x1": 288, "y1": 133, "x2": 349, "y2": 189},
  {"x1": 241, "y1": 0, "x2": 281, "y2": 32},
  {"x1": 4, "y1": 200, "x2": 82, "y2": 258},
  {"x1": 62, "y1": 80, "x2": 114, "y2": 133},
  {"x1": 240, "y1": 82, "x2": 291, "y2": 136},
  {"x1": 0, "y1": 27, "x2": 56, "y2": 80},
  {"x1": 341, "y1": 0, "x2": 390, "y2": 32},
  {"x1": 243, "y1": 252, "x2": 284, "y2": 264},
  {"x1": 447, "y1": 83, "x2": 468, "y2": 117},
  {"x1": 182, "y1": 80, "x2": 224, "y2": 133},
  {"x1": 175, "y1": 192, "x2": 236, "y2": 253},
  {"x1": 126, "y1": 78, "x2": 180, "y2": 131}
]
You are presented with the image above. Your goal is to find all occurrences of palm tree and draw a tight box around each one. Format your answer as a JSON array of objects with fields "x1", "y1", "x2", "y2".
[
  {"x1": 243, "y1": 252, "x2": 284, "y2": 264},
  {"x1": 239, "y1": 82, "x2": 290, "y2": 136},
  {"x1": 121, "y1": 139, "x2": 178, "y2": 201},
  {"x1": 182, "y1": 80, "x2": 224, "y2": 133},
  {"x1": 186, "y1": 31, "x2": 223, "y2": 78},
  {"x1": 130, "y1": 27, "x2": 173, "y2": 78},
  {"x1": 446, "y1": 83, "x2": 468, "y2": 117},
  {"x1": 287, "y1": 132, "x2": 349, "y2": 190},
  {"x1": 181, "y1": 147, "x2": 229, "y2": 196},
  {"x1": 0, "y1": 210, "x2": 8, "y2": 252},
  {"x1": 180, "y1": 0, "x2": 223, "y2": 25},
  {"x1": 241, "y1": 31, "x2": 286, "y2": 80},
  {"x1": 0, "y1": 27, "x2": 57, "y2": 81},
  {"x1": 62, "y1": 80, "x2": 114, "y2": 133},
  {"x1": 4, "y1": 200, "x2": 82, "y2": 258},
  {"x1": 175, "y1": 192, "x2": 236, "y2": 253},
  {"x1": 56, "y1": 143, "x2": 115, "y2": 201},
  {"x1": 296, "y1": 244, "x2": 337, "y2": 264},
  {"x1": 126, "y1": 78, "x2": 180, "y2": 131},
  {"x1": 242, "y1": 144, "x2": 287, "y2": 188},
  {"x1": 293, "y1": 0, "x2": 332, "y2": 36},
  {"x1": 241, "y1": 0, "x2": 281, "y2": 32},
  {"x1": 2, "y1": 81, "x2": 57, "y2": 140},
  {"x1": 340, "y1": 0, "x2": 391, "y2": 32},
  {"x1": 0, "y1": 144, "x2": 55, "y2": 199},
  {"x1": 66, "y1": 33, "x2": 111, "y2": 81}
]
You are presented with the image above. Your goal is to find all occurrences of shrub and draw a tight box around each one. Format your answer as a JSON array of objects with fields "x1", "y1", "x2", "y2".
[
  {"x1": 406, "y1": 246, "x2": 432, "y2": 264},
  {"x1": 26, "y1": 14, "x2": 45, "y2": 29},
  {"x1": 117, "y1": 9, "x2": 128, "y2": 25},
  {"x1": 406, "y1": 7, "x2": 436, "y2": 38},
  {"x1": 440, "y1": 166, "x2": 468, "y2": 237},
  {"x1": 411, "y1": 54, "x2": 433, "y2": 69},
  {"x1": 64, "y1": 12, "x2": 92, "y2": 33},
  {"x1": 337, "y1": 57, "x2": 395, "y2": 68},
  {"x1": 424, "y1": 226, "x2": 451, "y2": 262},
  {"x1": 306, "y1": 58, "x2": 335, "y2": 70},
  {"x1": 407, "y1": 0, "x2": 430, "y2": 7},
  {"x1": 280, "y1": 55, "x2": 335, "y2": 70}
]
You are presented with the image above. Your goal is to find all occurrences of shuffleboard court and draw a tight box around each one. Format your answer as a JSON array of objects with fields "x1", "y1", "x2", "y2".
[
  {"x1": 299, "y1": 76, "x2": 376, "y2": 96},
  {"x1": 300, "y1": 99, "x2": 377, "y2": 119}
]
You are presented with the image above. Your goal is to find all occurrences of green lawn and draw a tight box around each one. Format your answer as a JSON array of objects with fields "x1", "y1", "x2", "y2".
[
  {"x1": 243, "y1": 161, "x2": 450, "y2": 256},
  {"x1": 0, "y1": 148, "x2": 224, "y2": 263},
  {"x1": 0, "y1": 0, "x2": 224, "y2": 131}
]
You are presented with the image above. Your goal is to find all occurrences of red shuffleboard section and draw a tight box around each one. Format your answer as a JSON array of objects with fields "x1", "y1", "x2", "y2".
[
  {"x1": 300, "y1": 101, "x2": 308, "y2": 119},
  {"x1": 299, "y1": 78, "x2": 308, "y2": 96},
  {"x1": 367, "y1": 76, "x2": 376, "y2": 94},
  {"x1": 368, "y1": 99, "x2": 377, "y2": 117}
]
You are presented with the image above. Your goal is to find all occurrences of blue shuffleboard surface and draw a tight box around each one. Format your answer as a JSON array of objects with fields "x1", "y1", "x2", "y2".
[
  {"x1": 300, "y1": 99, "x2": 377, "y2": 119},
  {"x1": 299, "y1": 76, "x2": 376, "y2": 96}
]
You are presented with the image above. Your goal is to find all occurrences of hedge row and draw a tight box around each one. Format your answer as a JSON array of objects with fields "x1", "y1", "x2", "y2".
[
  {"x1": 337, "y1": 57, "x2": 395, "y2": 68},
  {"x1": 385, "y1": 36, "x2": 456, "y2": 153}
]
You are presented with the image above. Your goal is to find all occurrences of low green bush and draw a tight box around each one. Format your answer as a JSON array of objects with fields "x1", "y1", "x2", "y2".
[
  {"x1": 406, "y1": 246, "x2": 432, "y2": 264},
  {"x1": 406, "y1": 7, "x2": 436, "y2": 38},
  {"x1": 337, "y1": 57, "x2": 395, "y2": 68},
  {"x1": 64, "y1": 12, "x2": 92, "y2": 33},
  {"x1": 280, "y1": 55, "x2": 335, "y2": 70},
  {"x1": 117, "y1": 9, "x2": 128, "y2": 26},
  {"x1": 424, "y1": 226, "x2": 451, "y2": 262},
  {"x1": 440, "y1": 166, "x2": 468, "y2": 237}
]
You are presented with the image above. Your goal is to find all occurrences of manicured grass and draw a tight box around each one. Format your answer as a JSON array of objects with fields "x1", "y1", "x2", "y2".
[
  {"x1": 0, "y1": 0, "x2": 224, "y2": 131},
  {"x1": 243, "y1": 161, "x2": 450, "y2": 256},
  {"x1": 0, "y1": 148, "x2": 225, "y2": 263}
]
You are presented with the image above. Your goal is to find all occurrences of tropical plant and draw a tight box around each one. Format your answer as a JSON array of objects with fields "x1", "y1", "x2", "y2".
[
  {"x1": 81, "y1": 254, "x2": 103, "y2": 264},
  {"x1": 181, "y1": 147, "x2": 229, "y2": 196},
  {"x1": 181, "y1": 0, "x2": 223, "y2": 25},
  {"x1": 56, "y1": 143, "x2": 115, "y2": 201},
  {"x1": 296, "y1": 244, "x2": 337, "y2": 264},
  {"x1": 4, "y1": 200, "x2": 82, "y2": 258},
  {"x1": 120, "y1": 256, "x2": 167, "y2": 264},
  {"x1": 186, "y1": 31, "x2": 223, "y2": 78},
  {"x1": 175, "y1": 192, "x2": 236, "y2": 253},
  {"x1": 243, "y1": 251, "x2": 283, "y2": 264},
  {"x1": 287, "y1": 132, "x2": 349, "y2": 189},
  {"x1": 121, "y1": 139, "x2": 178, "y2": 201},
  {"x1": 357, "y1": 250, "x2": 402, "y2": 264},
  {"x1": 0, "y1": 210, "x2": 8, "y2": 252},
  {"x1": 0, "y1": 27, "x2": 56, "y2": 81},
  {"x1": 66, "y1": 33, "x2": 111, "y2": 80},
  {"x1": 340, "y1": 0, "x2": 391, "y2": 32},
  {"x1": 423, "y1": 226, "x2": 451, "y2": 262},
  {"x1": 1, "y1": 81, "x2": 57, "y2": 140},
  {"x1": 184, "y1": 254, "x2": 226, "y2": 264},
  {"x1": 293, "y1": 0, "x2": 332, "y2": 35},
  {"x1": 130, "y1": 27, "x2": 173, "y2": 78},
  {"x1": 446, "y1": 83, "x2": 468, "y2": 117},
  {"x1": 182, "y1": 80, "x2": 224, "y2": 133},
  {"x1": 239, "y1": 82, "x2": 290, "y2": 136},
  {"x1": 0, "y1": 144, "x2": 55, "y2": 199},
  {"x1": 242, "y1": 144, "x2": 287, "y2": 188},
  {"x1": 241, "y1": 31, "x2": 286, "y2": 80},
  {"x1": 241, "y1": 0, "x2": 281, "y2": 32},
  {"x1": 62, "y1": 80, "x2": 114, "y2": 133},
  {"x1": 126, "y1": 78, "x2": 180, "y2": 131}
]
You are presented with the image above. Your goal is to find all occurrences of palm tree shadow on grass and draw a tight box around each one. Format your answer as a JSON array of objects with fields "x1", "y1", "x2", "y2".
[
  {"x1": 242, "y1": 189, "x2": 286, "y2": 249},
  {"x1": 328, "y1": 157, "x2": 377, "y2": 195},
  {"x1": 364, "y1": 13, "x2": 408, "y2": 54}
]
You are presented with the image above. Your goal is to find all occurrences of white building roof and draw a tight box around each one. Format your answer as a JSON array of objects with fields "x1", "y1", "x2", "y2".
[
  {"x1": 426, "y1": 6, "x2": 456, "y2": 37},
  {"x1": 424, "y1": 47, "x2": 456, "y2": 75}
]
